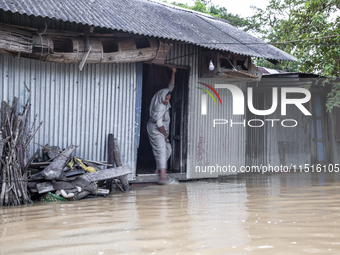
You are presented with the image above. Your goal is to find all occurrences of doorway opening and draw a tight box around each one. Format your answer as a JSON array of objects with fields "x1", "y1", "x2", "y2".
[{"x1": 136, "y1": 64, "x2": 189, "y2": 175}]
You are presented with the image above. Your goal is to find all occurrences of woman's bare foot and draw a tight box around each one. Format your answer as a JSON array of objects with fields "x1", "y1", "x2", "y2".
[{"x1": 158, "y1": 169, "x2": 167, "y2": 185}]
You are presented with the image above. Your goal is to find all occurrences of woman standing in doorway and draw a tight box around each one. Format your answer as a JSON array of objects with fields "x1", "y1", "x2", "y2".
[{"x1": 147, "y1": 67, "x2": 177, "y2": 184}]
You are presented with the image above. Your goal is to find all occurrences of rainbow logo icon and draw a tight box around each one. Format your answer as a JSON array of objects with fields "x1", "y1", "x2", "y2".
[{"x1": 196, "y1": 82, "x2": 222, "y2": 106}]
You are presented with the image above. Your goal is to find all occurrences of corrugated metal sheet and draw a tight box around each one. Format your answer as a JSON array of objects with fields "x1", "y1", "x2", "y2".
[
  {"x1": 0, "y1": 53, "x2": 137, "y2": 179},
  {"x1": 246, "y1": 86, "x2": 312, "y2": 168},
  {"x1": 258, "y1": 67, "x2": 288, "y2": 75},
  {"x1": 165, "y1": 42, "x2": 194, "y2": 68},
  {"x1": 245, "y1": 90, "x2": 268, "y2": 168},
  {"x1": 135, "y1": 62, "x2": 143, "y2": 164},
  {"x1": 166, "y1": 43, "x2": 247, "y2": 178},
  {"x1": 190, "y1": 79, "x2": 247, "y2": 178},
  {"x1": 328, "y1": 111, "x2": 340, "y2": 164},
  {"x1": 0, "y1": 0, "x2": 296, "y2": 61}
]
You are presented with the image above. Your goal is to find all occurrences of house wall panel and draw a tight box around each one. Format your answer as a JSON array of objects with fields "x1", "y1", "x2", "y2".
[
  {"x1": 166, "y1": 44, "x2": 247, "y2": 178},
  {"x1": 246, "y1": 88, "x2": 312, "y2": 169},
  {"x1": 166, "y1": 44, "x2": 246, "y2": 179},
  {"x1": 190, "y1": 78, "x2": 247, "y2": 178},
  {"x1": 0, "y1": 53, "x2": 137, "y2": 179}
]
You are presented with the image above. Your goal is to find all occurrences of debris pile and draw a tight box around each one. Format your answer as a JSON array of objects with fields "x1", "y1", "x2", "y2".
[
  {"x1": 27, "y1": 144, "x2": 131, "y2": 201},
  {"x1": 1, "y1": 94, "x2": 131, "y2": 206}
]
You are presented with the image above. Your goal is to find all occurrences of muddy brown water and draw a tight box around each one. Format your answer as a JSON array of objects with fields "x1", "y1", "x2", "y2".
[{"x1": 1, "y1": 172, "x2": 340, "y2": 254}]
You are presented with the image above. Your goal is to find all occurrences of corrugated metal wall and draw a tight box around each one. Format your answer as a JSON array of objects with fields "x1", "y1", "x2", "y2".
[
  {"x1": 265, "y1": 102, "x2": 311, "y2": 168},
  {"x1": 328, "y1": 112, "x2": 340, "y2": 163},
  {"x1": 166, "y1": 43, "x2": 247, "y2": 179},
  {"x1": 0, "y1": 53, "x2": 137, "y2": 179},
  {"x1": 190, "y1": 79, "x2": 247, "y2": 178},
  {"x1": 246, "y1": 87, "x2": 312, "y2": 168},
  {"x1": 245, "y1": 90, "x2": 267, "y2": 167}
]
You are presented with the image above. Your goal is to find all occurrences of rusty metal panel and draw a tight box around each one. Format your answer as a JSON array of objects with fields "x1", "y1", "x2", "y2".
[{"x1": 0, "y1": 53, "x2": 137, "y2": 179}]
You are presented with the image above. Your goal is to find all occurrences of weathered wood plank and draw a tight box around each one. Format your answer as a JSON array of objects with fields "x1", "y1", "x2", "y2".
[
  {"x1": 35, "y1": 48, "x2": 158, "y2": 63},
  {"x1": 130, "y1": 173, "x2": 186, "y2": 183},
  {"x1": 105, "y1": 134, "x2": 115, "y2": 191},
  {"x1": 82, "y1": 165, "x2": 131, "y2": 182},
  {"x1": 113, "y1": 138, "x2": 130, "y2": 191},
  {"x1": 151, "y1": 41, "x2": 172, "y2": 64},
  {"x1": 91, "y1": 189, "x2": 110, "y2": 196},
  {"x1": 40, "y1": 145, "x2": 77, "y2": 178},
  {"x1": 0, "y1": 24, "x2": 33, "y2": 53},
  {"x1": 28, "y1": 162, "x2": 51, "y2": 168},
  {"x1": 65, "y1": 169, "x2": 86, "y2": 177},
  {"x1": 73, "y1": 191, "x2": 90, "y2": 200},
  {"x1": 35, "y1": 165, "x2": 132, "y2": 194},
  {"x1": 36, "y1": 182, "x2": 54, "y2": 194}
]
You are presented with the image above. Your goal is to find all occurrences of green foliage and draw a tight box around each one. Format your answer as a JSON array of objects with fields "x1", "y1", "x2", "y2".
[
  {"x1": 191, "y1": 0, "x2": 208, "y2": 13},
  {"x1": 253, "y1": 58, "x2": 302, "y2": 73},
  {"x1": 170, "y1": 0, "x2": 250, "y2": 27},
  {"x1": 169, "y1": 0, "x2": 340, "y2": 110},
  {"x1": 247, "y1": 0, "x2": 340, "y2": 111}
]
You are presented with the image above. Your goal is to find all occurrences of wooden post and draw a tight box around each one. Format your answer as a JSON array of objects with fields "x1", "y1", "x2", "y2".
[
  {"x1": 79, "y1": 25, "x2": 92, "y2": 71},
  {"x1": 113, "y1": 138, "x2": 130, "y2": 191},
  {"x1": 106, "y1": 134, "x2": 115, "y2": 191},
  {"x1": 233, "y1": 56, "x2": 237, "y2": 70}
]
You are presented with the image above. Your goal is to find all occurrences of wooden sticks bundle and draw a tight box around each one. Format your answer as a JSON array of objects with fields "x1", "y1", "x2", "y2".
[{"x1": 0, "y1": 86, "x2": 42, "y2": 206}]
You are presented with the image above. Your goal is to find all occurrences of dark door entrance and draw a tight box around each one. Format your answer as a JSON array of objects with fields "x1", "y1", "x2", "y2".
[{"x1": 136, "y1": 64, "x2": 189, "y2": 174}]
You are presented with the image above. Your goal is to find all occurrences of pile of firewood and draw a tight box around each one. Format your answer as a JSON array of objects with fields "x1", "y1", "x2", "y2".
[{"x1": 0, "y1": 89, "x2": 42, "y2": 206}]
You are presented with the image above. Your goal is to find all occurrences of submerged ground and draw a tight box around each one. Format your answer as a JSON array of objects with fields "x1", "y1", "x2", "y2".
[{"x1": 1, "y1": 171, "x2": 339, "y2": 254}]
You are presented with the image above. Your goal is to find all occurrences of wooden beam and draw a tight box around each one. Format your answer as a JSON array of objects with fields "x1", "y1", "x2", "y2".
[
  {"x1": 32, "y1": 45, "x2": 158, "y2": 63},
  {"x1": 65, "y1": 169, "x2": 86, "y2": 177},
  {"x1": 151, "y1": 40, "x2": 172, "y2": 64},
  {"x1": 0, "y1": 24, "x2": 33, "y2": 53},
  {"x1": 36, "y1": 182, "x2": 54, "y2": 194},
  {"x1": 144, "y1": 62, "x2": 189, "y2": 69},
  {"x1": 130, "y1": 173, "x2": 186, "y2": 183},
  {"x1": 73, "y1": 191, "x2": 91, "y2": 200},
  {"x1": 233, "y1": 56, "x2": 237, "y2": 70},
  {"x1": 82, "y1": 165, "x2": 131, "y2": 182},
  {"x1": 36, "y1": 165, "x2": 132, "y2": 194},
  {"x1": 79, "y1": 25, "x2": 92, "y2": 71},
  {"x1": 92, "y1": 189, "x2": 110, "y2": 196},
  {"x1": 105, "y1": 134, "x2": 115, "y2": 191},
  {"x1": 113, "y1": 138, "x2": 130, "y2": 191},
  {"x1": 40, "y1": 145, "x2": 77, "y2": 178}
]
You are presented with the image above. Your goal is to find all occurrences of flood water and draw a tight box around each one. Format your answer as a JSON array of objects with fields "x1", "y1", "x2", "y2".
[{"x1": 1, "y1": 172, "x2": 340, "y2": 254}]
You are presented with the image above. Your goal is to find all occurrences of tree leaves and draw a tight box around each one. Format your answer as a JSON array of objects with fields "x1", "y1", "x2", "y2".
[{"x1": 170, "y1": 0, "x2": 340, "y2": 110}]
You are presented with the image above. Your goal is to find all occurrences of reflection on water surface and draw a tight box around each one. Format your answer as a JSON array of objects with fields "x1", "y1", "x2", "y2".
[{"x1": 1, "y1": 172, "x2": 340, "y2": 254}]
